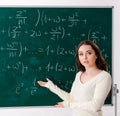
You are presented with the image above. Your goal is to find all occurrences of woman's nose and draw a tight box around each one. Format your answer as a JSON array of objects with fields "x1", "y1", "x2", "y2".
[{"x1": 84, "y1": 54, "x2": 87, "y2": 59}]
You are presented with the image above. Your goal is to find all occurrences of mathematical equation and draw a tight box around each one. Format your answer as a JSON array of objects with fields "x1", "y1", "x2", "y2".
[
  {"x1": 0, "y1": 9, "x2": 88, "y2": 41},
  {"x1": 0, "y1": 42, "x2": 76, "y2": 58},
  {"x1": 7, "y1": 10, "x2": 87, "y2": 28},
  {"x1": 0, "y1": 8, "x2": 111, "y2": 98},
  {"x1": 1, "y1": 25, "x2": 71, "y2": 41},
  {"x1": 6, "y1": 61, "x2": 76, "y2": 74},
  {"x1": 15, "y1": 78, "x2": 73, "y2": 96},
  {"x1": 0, "y1": 9, "x2": 108, "y2": 41}
]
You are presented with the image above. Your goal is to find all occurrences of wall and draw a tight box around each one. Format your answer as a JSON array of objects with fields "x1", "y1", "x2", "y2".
[
  {"x1": 113, "y1": 0, "x2": 120, "y2": 116},
  {"x1": 0, "y1": 0, "x2": 120, "y2": 116}
]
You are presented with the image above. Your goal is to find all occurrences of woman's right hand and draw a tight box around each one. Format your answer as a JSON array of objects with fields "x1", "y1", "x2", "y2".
[
  {"x1": 37, "y1": 80, "x2": 47, "y2": 87},
  {"x1": 37, "y1": 78, "x2": 50, "y2": 87}
]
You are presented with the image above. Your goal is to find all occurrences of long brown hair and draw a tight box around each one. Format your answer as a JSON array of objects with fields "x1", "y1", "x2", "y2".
[{"x1": 76, "y1": 40, "x2": 108, "y2": 72}]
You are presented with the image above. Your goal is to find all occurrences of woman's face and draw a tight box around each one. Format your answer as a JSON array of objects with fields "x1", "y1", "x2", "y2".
[{"x1": 78, "y1": 45, "x2": 97, "y2": 68}]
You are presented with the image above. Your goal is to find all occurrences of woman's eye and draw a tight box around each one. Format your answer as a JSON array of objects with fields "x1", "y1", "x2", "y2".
[
  {"x1": 79, "y1": 53, "x2": 83, "y2": 56},
  {"x1": 87, "y1": 52, "x2": 92, "y2": 55}
]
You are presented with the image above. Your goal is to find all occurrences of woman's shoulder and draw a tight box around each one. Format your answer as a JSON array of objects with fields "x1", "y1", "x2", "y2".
[
  {"x1": 72, "y1": 71, "x2": 82, "y2": 83},
  {"x1": 76, "y1": 71, "x2": 82, "y2": 77},
  {"x1": 101, "y1": 70, "x2": 111, "y2": 77},
  {"x1": 97, "y1": 70, "x2": 111, "y2": 82},
  {"x1": 74, "y1": 71, "x2": 82, "y2": 80}
]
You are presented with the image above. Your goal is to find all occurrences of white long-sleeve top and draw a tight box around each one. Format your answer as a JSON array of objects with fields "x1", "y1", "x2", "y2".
[{"x1": 45, "y1": 70, "x2": 111, "y2": 116}]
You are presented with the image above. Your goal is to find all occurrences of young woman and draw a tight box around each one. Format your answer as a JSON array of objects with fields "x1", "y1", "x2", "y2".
[{"x1": 38, "y1": 40, "x2": 111, "y2": 116}]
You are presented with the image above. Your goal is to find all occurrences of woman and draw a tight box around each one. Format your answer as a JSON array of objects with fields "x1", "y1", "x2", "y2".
[{"x1": 38, "y1": 40, "x2": 111, "y2": 116}]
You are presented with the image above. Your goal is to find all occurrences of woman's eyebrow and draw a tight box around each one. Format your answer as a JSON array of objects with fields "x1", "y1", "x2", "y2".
[
  {"x1": 78, "y1": 50, "x2": 93, "y2": 53},
  {"x1": 86, "y1": 50, "x2": 93, "y2": 52}
]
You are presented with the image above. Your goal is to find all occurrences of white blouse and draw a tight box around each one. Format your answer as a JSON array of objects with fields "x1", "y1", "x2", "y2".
[{"x1": 45, "y1": 71, "x2": 111, "y2": 116}]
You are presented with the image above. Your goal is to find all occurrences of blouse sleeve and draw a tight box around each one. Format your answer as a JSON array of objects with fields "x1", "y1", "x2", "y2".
[
  {"x1": 43, "y1": 74, "x2": 79, "y2": 107},
  {"x1": 69, "y1": 73, "x2": 112, "y2": 112},
  {"x1": 44, "y1": 78, "x2": 71, "y2": 101}
]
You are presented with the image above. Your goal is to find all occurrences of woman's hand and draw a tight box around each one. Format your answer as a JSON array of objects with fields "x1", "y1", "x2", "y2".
[
  {"x1": 37, "y1": 80, "x2": 47, "y2": 87},
  {"x1": 37, "y1": 78, "x2": 50, "y2": 87},
  {"x1": 55, "y1": 102, "x2": 64, "y2": 108}
]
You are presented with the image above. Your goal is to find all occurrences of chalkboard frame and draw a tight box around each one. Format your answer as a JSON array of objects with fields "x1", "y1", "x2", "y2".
[{"x1": 0, "y1": 7, "x2": 112, "y2": 107}]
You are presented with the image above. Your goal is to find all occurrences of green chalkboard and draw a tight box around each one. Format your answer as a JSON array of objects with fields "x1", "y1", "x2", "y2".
[{"x1": 0, "y1": 7, "x2": 112, "y2": 107}]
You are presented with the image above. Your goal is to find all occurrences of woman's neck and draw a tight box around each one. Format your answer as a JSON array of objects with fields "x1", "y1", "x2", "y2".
[{"x1": 84, "y1": 66, "x2": 100, "y2": 75}]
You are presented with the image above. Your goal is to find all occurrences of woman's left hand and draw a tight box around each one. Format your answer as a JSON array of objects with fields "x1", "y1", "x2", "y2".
[{"x1": 55, "y1": 102, "x2": 64, "y2": 108}]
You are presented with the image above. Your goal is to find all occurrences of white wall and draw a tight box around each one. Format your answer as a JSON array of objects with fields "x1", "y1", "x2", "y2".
[
  {"x1": 113, "y1": 0, "x2": 120, "y2": 116},
  {"x1": 0, "y1": 0, "x2": 120, "y2": 116}
]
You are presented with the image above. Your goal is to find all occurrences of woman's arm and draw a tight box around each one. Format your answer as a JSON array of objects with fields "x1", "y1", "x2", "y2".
[
  {"x1": 37, "y1": 72, "x2": 80, "y2": 107},
  {"x1": 37, "y1": 78, "x2": 71, "y2": 101}
]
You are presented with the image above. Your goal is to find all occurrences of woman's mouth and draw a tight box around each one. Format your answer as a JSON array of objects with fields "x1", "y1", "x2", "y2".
[{"x1": 83, "y1": 61, "x2": 89, "y2": 64}]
